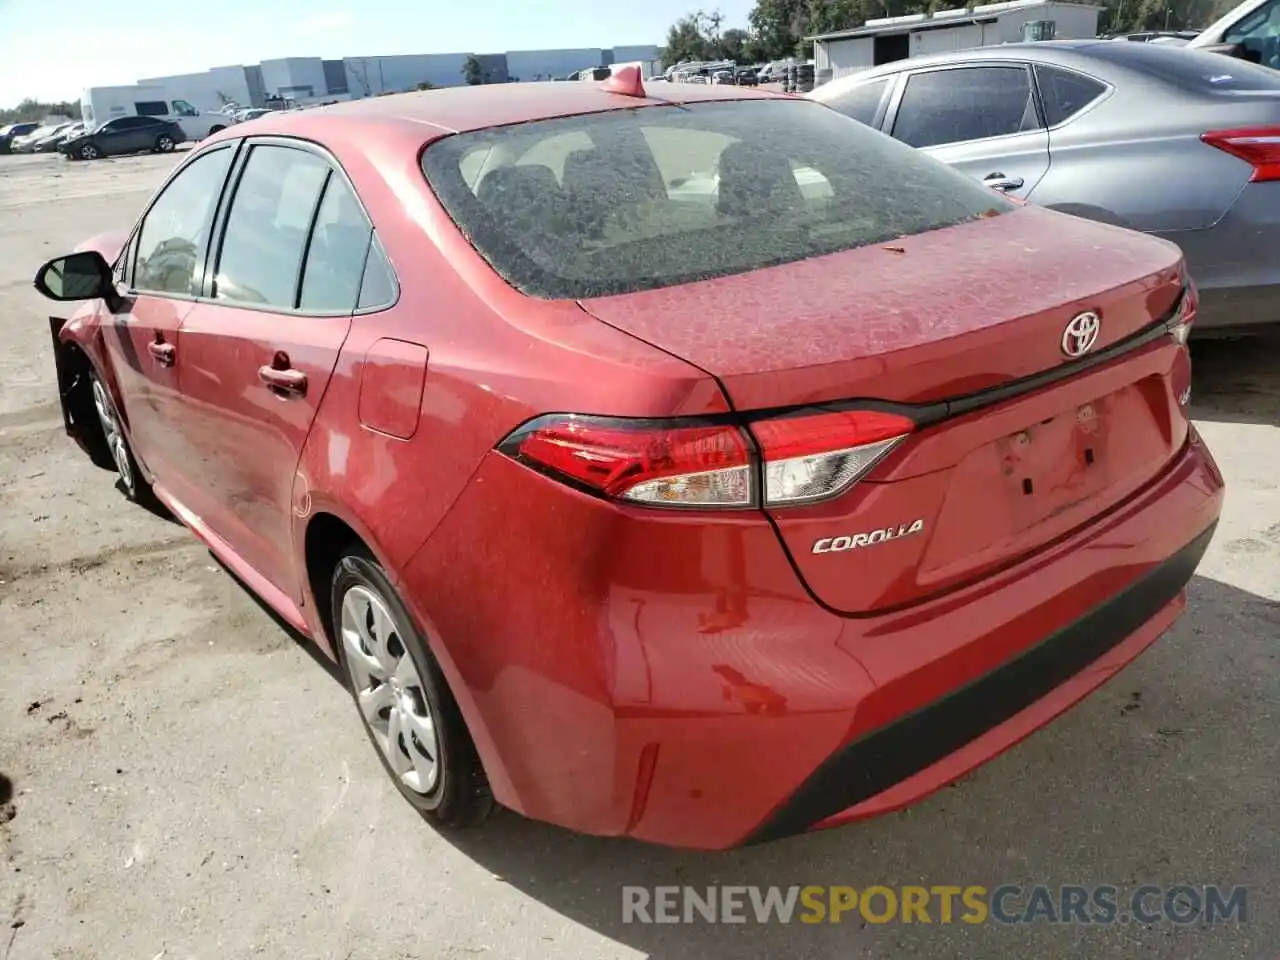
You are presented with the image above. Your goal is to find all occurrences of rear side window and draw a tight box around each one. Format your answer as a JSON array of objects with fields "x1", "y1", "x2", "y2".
[
  {"x1": 298, "y1": 175, "x2": 373, "y2": 313},
  {"x1": 422, "y1": 99, "x2": 1011, "y2": 299},
  {"x1": 1034, "y1": 65, "x2": 1108, "y2": 126},
  {"x1": 1085, "y1": 41, "x2": 1280, "y2": 90},
  {"x1": 823, "y1": 78, "x2": 892, "y2": 126},
  {"x1": 892, "y1": 66, "x2": 1040, "y2": 148},
  {"x1": 214, "y1": 145, "x2": 329, "y2": 308},
  {"x1": 357, "y1": 237, "x2": 397, "y2": 310},
  {"x1": 135, "y1": 101, "x2": 169, "y2": 117},
  {"x1": 133, "y1": 147, "x2": 234, "y2": 296}
]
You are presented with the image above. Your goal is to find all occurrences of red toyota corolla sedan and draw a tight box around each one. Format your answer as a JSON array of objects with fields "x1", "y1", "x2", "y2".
[{"x1": 34, "y1": 70, "x2": 1223, "y2": 850}]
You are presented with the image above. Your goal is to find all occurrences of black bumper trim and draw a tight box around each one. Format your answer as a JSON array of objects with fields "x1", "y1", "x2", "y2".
[{"x1": 744, "y1": 521, "x2": 1217, "y2": 845}]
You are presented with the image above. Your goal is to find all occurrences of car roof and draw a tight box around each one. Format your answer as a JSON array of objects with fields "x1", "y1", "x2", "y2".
[{"x1": 224, "y1": 80, "x2": 791, "y2": 143}]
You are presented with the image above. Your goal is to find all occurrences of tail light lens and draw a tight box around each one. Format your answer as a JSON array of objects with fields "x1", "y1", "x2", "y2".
[
  {"x1": 498, "y1": 409, "x2": 914, "y2": 510},
  {"x1": 1168, "y1": 278, "x2": 1197, "y2": 346},
  {"x1": 499, "y1": 415, "x2": 753, "y2": 507},
  {"x1": 752, "y1": 409, "x2": 914, "y2": 505},
  {"x1": 1201, "y1": 127, "x2": 1280, "y2": 182}
]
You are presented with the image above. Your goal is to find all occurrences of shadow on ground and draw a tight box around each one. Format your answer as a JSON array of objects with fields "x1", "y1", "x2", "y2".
[{"x1": 1190, "y1": 336, "x2": 1280, "y2": 428}]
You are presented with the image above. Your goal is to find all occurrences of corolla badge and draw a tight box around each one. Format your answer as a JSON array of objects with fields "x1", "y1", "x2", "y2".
[
  {"x1": 812, "y1": 520, "x2": 925, "y2": 554},
  {"x1": 1062, "y1": 311, "x2": 1101, "y2": 358}
]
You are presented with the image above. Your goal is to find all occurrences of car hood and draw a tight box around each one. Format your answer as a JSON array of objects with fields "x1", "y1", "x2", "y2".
[{"x1": 74, "y1": 231, "x2": 128, "y2": 266}]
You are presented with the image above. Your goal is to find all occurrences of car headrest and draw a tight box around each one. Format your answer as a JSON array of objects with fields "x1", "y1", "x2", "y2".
[
  {"x1": 476, "y1": 165, "x2": 561, "y2": 212},
  {"x1": 716, "y1": 141, "x2": 803, "y2": 218}
]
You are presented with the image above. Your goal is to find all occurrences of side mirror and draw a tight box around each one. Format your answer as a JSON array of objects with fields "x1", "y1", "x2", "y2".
[{"x1": 33, "y1": 251, "x2": 114, "y2": 303}]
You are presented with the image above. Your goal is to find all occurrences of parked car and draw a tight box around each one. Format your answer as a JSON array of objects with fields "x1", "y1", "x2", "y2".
[
  {"x1": 810, "y1": 39, "x2": 1280, "y2": 334},
  {"x1": 33, "y1": 122, "x2": 85, "y2": 152},
  {"x1": 60, "y1": 116, "x2": 187, "y2": 161},
  {"x1": 232, "y1": 108, "x2": 272, "y2": 124},
  {"x1": 0, "y1": 121, "x2": 40, "y2": 154},
  {"x1": 734, "y1": 66, "x2": 760, "y2": 86},
  {"x1": 32, "y1": 73, "x2": 1222, "y2": 850},
  {"x1": 14, "y1": 122, "x2": 76, "y2": 153},
  {"x1": 1188, "y1": 0, "x2": 1280, "y2": 66}
]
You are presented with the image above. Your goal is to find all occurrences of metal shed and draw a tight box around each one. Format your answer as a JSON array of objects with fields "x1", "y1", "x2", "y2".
[{"x1": 811, "y1": 0, "x2": 1102, "y2": 83}]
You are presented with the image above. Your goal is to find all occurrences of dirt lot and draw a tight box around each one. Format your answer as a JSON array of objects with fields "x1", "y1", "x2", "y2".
[{"x1": 1, "y1": 149, "x2": 1278, "y2": 960}]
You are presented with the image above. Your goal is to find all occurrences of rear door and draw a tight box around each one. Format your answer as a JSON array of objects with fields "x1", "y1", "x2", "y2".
[
  {"x1": 173, "y1": 139, "x2": 371, "y2": 597},
  {"x1": 885, "y1": 62, "x2": 1051, "y2": 199}
]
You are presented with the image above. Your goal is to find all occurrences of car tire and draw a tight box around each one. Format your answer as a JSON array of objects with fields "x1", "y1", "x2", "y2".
[
  {"x1": 89, "y1": 370, "x2": 157, "y2": 506},
  {"x1": 155, "y1": 135, "x2": 175, "y2": 153},
  {"x1": 79, "y1": 143, "x2": 100, "y2": 161},
  {"x1": 331, "y1": 546, "x2": 494, "y2": 829}
]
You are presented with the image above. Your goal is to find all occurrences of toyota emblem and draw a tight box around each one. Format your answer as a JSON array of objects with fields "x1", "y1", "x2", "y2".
[{"x1": 1062, "y1": 311, "x2": 1101, "y2": 358}]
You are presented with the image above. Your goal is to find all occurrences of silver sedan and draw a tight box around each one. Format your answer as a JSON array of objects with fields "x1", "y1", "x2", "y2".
[{"x1": 810, "y1": 40, "x2": 1280, "y2": 334}]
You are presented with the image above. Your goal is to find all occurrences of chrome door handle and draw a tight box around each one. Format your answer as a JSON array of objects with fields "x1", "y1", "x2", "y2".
[{"x1": 983, "y1": 173, "x2": 1025, "y2": 192}]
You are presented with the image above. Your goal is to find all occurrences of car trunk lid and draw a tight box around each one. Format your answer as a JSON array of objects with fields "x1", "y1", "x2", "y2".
[{"x1": 579, "y1": 205, "x2": 1192, "y2": 613}]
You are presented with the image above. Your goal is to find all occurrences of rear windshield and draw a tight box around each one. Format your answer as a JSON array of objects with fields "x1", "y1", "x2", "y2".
[
  {"x1": 1086, "y1": 41, "x2": 1280, "y2": 91},
  {"x1": 421, "y1": 99, "x2": 1012, "y2": 299}
]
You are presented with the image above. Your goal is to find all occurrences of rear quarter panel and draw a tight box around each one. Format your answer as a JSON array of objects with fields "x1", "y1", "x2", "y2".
[{"x1": 1031, "y1": 89, "x2": 1252, "y2": 232}]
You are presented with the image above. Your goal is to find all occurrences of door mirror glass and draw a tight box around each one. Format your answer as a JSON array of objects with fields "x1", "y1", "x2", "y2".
[{"x1": 33, "y1": 251, "x2": 112, "y2": 301}]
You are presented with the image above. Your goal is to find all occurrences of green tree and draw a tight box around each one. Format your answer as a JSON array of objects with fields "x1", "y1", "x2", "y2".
[
  {"x1": 0, "y1": 98, "x2": 81, "y2": 125},
  {"x1": 461, "y1": 55, "x2": 486, "y2": 85},
  {"x1": 719, "y1": 27, "x2": 752, "y2": 61},
  {"x1": 663, "y1": 13, "x2": 717, "y2": 66}
]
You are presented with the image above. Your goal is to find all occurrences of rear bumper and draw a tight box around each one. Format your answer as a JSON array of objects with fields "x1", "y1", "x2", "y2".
[{"x1": 401, "y1": 432, "x2": 1223, "y2": 850}]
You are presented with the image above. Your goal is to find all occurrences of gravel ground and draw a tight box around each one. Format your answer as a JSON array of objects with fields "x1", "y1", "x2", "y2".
[{"x1": 1, "y1": 149, "x2": 1278, "y2": 960}]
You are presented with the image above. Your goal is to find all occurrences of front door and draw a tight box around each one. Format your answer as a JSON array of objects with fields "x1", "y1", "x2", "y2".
[
  {"x1": 101, "y1": 142, "x2": 238, "y2": 488},
  {"x1": 887, "y1": 64, "x2": 1051, "y2": 201},
  {"x1": 172, "y1": 141, "x2": 372, "y2": 598}
]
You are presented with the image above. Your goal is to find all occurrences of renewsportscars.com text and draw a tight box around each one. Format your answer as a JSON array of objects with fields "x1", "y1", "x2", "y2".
[{"x1": 621, "y1": 884, "x2": 1248, "y2": 926}]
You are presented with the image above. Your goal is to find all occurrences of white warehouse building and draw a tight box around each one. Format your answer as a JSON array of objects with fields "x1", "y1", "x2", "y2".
[{"x1": 811, "y1": 0, "x2": 1102, "y2": 83}]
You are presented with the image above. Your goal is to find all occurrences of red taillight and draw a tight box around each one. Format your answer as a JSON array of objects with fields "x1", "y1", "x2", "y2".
[
  {"x1": 1168, "y1": 279, "x2": 1197, "y2": 346},
  {"x1": 1201, "y1": 127, "x2": 1280, "y2": 182},
  {"x1": 498, "y1": 409, "x2": 914, "y2": 510},
  {"x1": 500, "y1": 415, "x2": 753, "y2": 507},
  {"x1": 752, "y1": 409, "x2": 915, "y2": 505}
]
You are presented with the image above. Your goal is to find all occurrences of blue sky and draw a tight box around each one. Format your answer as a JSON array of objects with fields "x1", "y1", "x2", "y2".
[{"x1": 0, "y1": 0, "x2": 755, "y2": 107}]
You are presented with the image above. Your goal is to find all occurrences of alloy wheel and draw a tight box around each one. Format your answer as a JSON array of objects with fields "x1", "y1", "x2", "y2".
[
  {"x1": 340, "y1": 585, "x2": 440, "y2": 795},
  {"x1": 157, "y1": 136, "x2": 174, "y2": 152},
  {"x1": 91, "y1": 378, "x2": 133, "y2": 494},
  {"x1": 80, "y1": 143, "x2": 99, "y2": 160}
]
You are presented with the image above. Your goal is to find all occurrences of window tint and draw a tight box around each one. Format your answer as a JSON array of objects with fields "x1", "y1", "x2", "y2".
[
  {"x1": 133, "y1": 147, "x2": 234, "y2": 296},
  {"x1": 134, "y1": 101, "x2": 169, "y2": 117},
  {"x1": 892, "y1": 66, "x2": 1040, "y2": 148},
  {"x1": 214, "y1": 145, "x2": 329, "y2": 308},
  {"x1": 357, "y1": 236, "x2": 397, "y2": 310},
  {"x1": 422, "y1": 99, "x2": 1012, "y2": 299},
  {"x1": 824, "y1": 78, "x2": 891, "y2": 126},
  {"x1": 298, "y1": 175, "x2": 373, "y2": 312},
  {"x1": 1085, "y1": 41, "x2": 1280, "y2": 89},
  {"x1": 1034, "y1": 65, "x2": 1108, "y2": 126}
]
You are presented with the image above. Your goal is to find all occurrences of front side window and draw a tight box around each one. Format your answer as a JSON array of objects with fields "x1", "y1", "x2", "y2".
[
  {"x1": 133, "y1": 147, "x2": 234, "y2": 295},
  {"x1": 892, "y1": 66, "x2": 1040, "y2": 148},
  {"x1": 213, "y1": 145, "x2": 329, "y2": 308},
  {"x1": 298, "y1": 175, "x2": 373, "y2": 313},
  {"x1": 1034, "y1": 64, "x2": 1108, "y2": 126},
  {"x1": 172, "y1": 99, "x2": 199, "y2": 117},
  {"x1": 422, "y1": 99, "x2": 1011, "y2": 299},
  {"x1": 823, "y1": 77, "x2": 892, "y2": 126}
]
